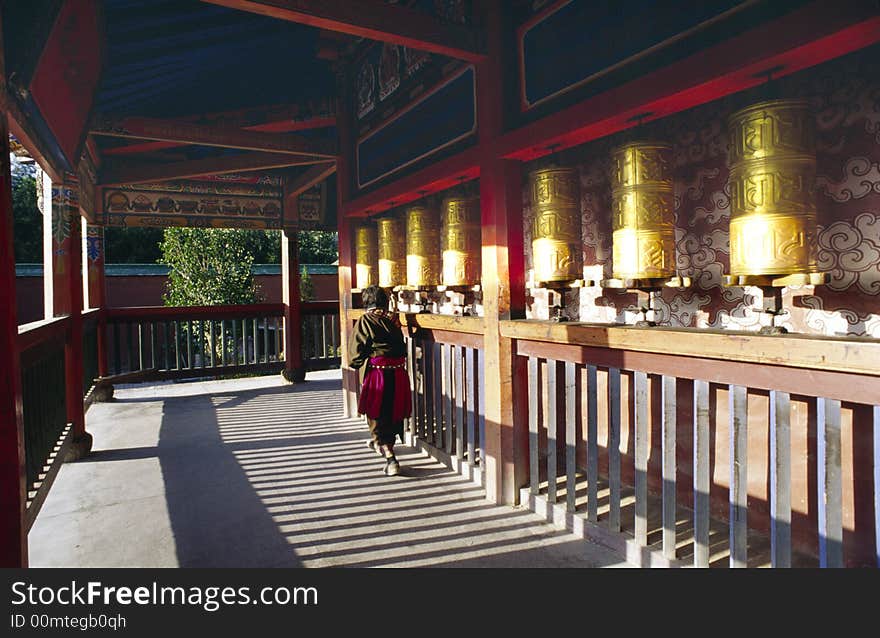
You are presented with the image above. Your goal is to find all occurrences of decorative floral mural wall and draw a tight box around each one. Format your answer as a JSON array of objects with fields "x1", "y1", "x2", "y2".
[{"x1": 524, "y1": 47, "x2": 880, "y2": 337}]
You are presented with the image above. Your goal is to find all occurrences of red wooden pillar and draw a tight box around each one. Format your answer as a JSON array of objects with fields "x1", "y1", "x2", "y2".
[
  {"x1": 51, "y1": 181, "x2": 91, "y2": 458},
  {"x1": 336, "y1": 74, "x2": 359, "y2": 417},
  {"x1": 0, "y1": 117, "x2": 28, "y2": 566},
  {"x1": 39, "y1": 169, "x2": 75, "y2": 319},
  {"x1": 477, "y1": 0, "x2": 529, "y2": 505},
  {"x1": 83, "y1": 221, "x2": 107, "y2": 376},
  {"x1": 281, "y1": 228, "x2": 305, "y2": 382}
]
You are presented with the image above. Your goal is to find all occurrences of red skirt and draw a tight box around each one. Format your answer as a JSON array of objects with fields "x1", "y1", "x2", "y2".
[{"x1": 358, "y1": 356, "x2": 412, "y2": 422}]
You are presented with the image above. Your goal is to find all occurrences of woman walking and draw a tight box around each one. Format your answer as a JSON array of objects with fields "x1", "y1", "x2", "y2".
[{"x1": 349, "y1": 285, "x2": 412, "y2": 476}]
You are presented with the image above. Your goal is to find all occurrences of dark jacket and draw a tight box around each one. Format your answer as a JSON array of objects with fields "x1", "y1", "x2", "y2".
[{"x1": 349, "y1": 310, "x2": 407, "y2": 373}]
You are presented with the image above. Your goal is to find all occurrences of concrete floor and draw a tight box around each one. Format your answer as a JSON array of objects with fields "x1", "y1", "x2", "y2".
[{"x1": 29, "y1": 370, "x2": 630, "y2": 568}]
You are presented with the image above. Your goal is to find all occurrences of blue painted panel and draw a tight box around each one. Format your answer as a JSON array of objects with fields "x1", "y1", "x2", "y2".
[
  {"x1": 356, "y1": 67, "x2": 476, "y2": 189},
  {"x1": 521, "y1": 0, "x2": 744, "y2": 109}
]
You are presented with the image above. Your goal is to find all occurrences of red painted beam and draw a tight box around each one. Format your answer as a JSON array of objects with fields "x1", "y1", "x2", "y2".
[
  {"x1": 98, "y1": 152, "x2": 329, "y2": 186},
  {"x1": 91, "y1": 115, "x2": 336, "y2": 158},
  {"x1": 498, "y1": 3, "x2": 880, "y2": 161},
  {"x1": 284, "y1": 161, "x2": 337, "y2": 202},
  {"x1": 341, "y1": 145, "x2": 481, "y2": 217},
  {"x1": 203, "y1": 0, "x2": 486, "y2": 63},
  {"x1": 100, "y1": 117, "x2": 337, "y2": 158}
]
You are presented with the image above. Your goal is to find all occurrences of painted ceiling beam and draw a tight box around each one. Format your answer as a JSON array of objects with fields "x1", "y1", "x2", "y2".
[
  {"x1": 284, "y1": 161, "x2": 337, "y2": 202},
  {"x1": 91, "y1": 114, "x2": 337, "y2": 158},
  {"x1": 100, "y1": 115, "x2": 336, "y2": 157},
  {"x1": 99, "y1": 152, "x2": 331, "y2": 186},
  {"x1": 202, "y1": 0, "x2": 486, "y2": 62}
]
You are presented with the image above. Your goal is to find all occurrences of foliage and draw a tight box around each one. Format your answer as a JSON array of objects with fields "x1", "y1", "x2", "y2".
[
  {"x1": 12, "y1": 175, "x2": 41, "y2": 263},
  {"x1": 159, "y1": 227, "x2": 261, "y2": 306},
  {"x1": 297, "y1": 230, "x2": 338, "y2": 264},
  {"x1": 299, "y1": 266, "x2": 315, "y2": 301},
  {"x1": 105, "y1": 227, "x2": 165, "y2": 263}
]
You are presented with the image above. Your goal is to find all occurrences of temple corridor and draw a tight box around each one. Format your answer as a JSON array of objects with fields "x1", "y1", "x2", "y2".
[{"x1": 28, "y1": 371, "x2": 629, "y2": 568}]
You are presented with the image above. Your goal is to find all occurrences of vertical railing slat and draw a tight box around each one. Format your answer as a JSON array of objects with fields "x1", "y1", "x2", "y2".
[
  {"x1": 466, "y1": 347, "x2": 476, "y2": 469},
  {"x1": 252, "y1": 317, "x2": 258, "y2": 364},
  {"x1": 232, "y1": 319, "x2": 239, "y2": 367},
  {"x1": 662, "y1": 375, "x2": 677, "y2": 561},
  {"x1": 770, "y1": 389, "x2": 791, "y2": 568},
  {"x1": 432, "y1": 341, "x2": 443, "y2": 447},
  {"x1": 478, "y1": 348, "x2": 485, "y2": 468},
  {"x1": 528, "y1": 356, "x2": 539, "y2": 496},
  {"x1": 113, "y1": 322, "x2": 121, "y2": 375},
  {"x1": 264, "y1": 317, "x2": 271, "y2": 365},
  {"x1": 608, "y1": 367, "x2": 621, "y2": 533},
  {"x1": 150, "y1": 322, "x2": 157, "y2": 370},
  {"x1": 634, "y1": 370, "x2": 649, "y2": 546},
  {"x1": 729, "y1": 384, "x2": 748, "y2": 568},
  {"x1": 186, "y1": 320, "x2": 193, "y2": 369},
  {"x1": 818, "y1": 397, "x2": 843, "y2": 568},
  {"x1": 137, "y1": 322, "x2": 144, "y2": 371},
  {"x1": 565, "y1": 361, "x2": 578, "y2": 514},
  {"x1": 586, "y1": 364, "x2": 598, "y2": 524},
  {"x1": 444, "y1": 343, "x2": 454, "y2": 455},
  {"x1": 547, "y1": 360, "x2": 559, "y2": 504},
  {"x1": 163, "y1": 321, "x2": 171, "y2": 372},
  {"x1": 221, "y1": 320, "x2": 227, "y2": 367},
  {"x1": 693, "y1": 379, "x2": 710, "y2": 567},
  {"x1": 455, "y1": 346, "x2": 465, "y2": 461}
]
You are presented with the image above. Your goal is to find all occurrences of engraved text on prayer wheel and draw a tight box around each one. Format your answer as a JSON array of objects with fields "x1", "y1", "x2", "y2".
[
  {"x1": 441, "y1": 196, "x2": 481, "y2": 286},
  {"x1": 406, "y1": 205, "x2": 441, "y2": 287},
  {"x1": 726, "y1": 99, "x2": 818, "y2": 277},
  {"x1": 377, "y1": 216, "x2": 406, "y2": 288},
  {"x1": 354, "y1": 223, "x2": 377, "y2": 289},
  {"x1": 530, "y1": 167, "x2": 582, "y2": 283},
  {"x1": 610, "y1": 142, "x2": 676, "y2": 280}
]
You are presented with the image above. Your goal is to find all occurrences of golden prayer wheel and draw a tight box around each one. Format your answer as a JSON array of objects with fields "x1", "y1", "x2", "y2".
[
  {"x1": 726, "y1": 99, "x2": 819, "y2": 278},
  {"x1": 354, "y1": 223, "x2": 377, "y2": 290},
  {"x1": 529, "y1": 167, "x2": 582, "y2": 284},
  {"x1": 609, "y1": 141, "x2": 676, "y2": 280},
  {"x1": 406, "y1": 204, "x2": 441, "y2": 288},
  {"x1": 376, "y1": 216, "x2": 406, "y2": 288},
  {"x1": 441, "y1": 196, "x2": 481, "y2": 287}
]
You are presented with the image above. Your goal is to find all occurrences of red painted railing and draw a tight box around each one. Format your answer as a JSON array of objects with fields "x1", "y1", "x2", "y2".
[{"x1": 104, "y1": 302, "x2": 340, "y2": 379}]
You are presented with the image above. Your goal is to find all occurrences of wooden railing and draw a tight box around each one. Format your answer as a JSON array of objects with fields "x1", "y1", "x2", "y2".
[
  {"x1": 82, "y1": 309, "x2": 99, "y2": 396},
  {"x1": 17, "y1": 317, "x2": 69, "y2": 494},
  {"x1": 350, "y1": 311, "x2": 486, "y2": 478},
  {"x1": 502, "y1": 320, "x2": 880, "y2": 568},
  {"x1": 105, "y1": 302, "x2": 341, "y2": 380},
  {"x1": 302, "y1": 300, "x2": 342, "y2": 370}
]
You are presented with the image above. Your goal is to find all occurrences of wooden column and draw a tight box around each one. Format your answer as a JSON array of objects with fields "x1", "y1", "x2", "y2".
[
  {"x1": 59, "y1": 183, "x2": 91, "y2": 459},
  {"x1": 336, "y1": 72, "x2": 358, "y2": 417},
  {"x1": 477, "y1": 0, "x2": 528, "y2": 504},
  {"x1": 39, "y1": 169, "x2": 76, "y2": 319},
  {"x1": 281, "y1": 228, "x2": 305, "y2": 382},
  {"x1": 83, "y1": 220, "x2": 108, "y2": 376},
  {"x1": 0, "y1": 115, "x2": 28, "y2": 567}
]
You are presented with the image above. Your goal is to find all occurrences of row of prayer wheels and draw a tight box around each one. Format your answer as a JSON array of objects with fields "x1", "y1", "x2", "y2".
[
  {"x1": 530, "y1": 97, "x2": 824, "y2": 288},
  {"x1": 355, "y1": 196, "x2": 481, "y2": 290},
  {"x1": 355, "y1": 98, "x2": 825, "y2": 295}
]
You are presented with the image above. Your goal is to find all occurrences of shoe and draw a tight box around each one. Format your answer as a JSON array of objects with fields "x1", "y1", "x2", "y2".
[
  {"x1": 384, "y1": 456, "x2": 400, "y2": 476},
  {"x1": 366, "y1": 440, "x2": 381, "y2": 454}
]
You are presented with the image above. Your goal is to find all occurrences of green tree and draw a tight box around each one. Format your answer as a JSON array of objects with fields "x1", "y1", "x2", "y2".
[
  {"x1": 105, "y1": 227, "x2": 165, "y2": 263},
  {"x1": 297, "y1": 230, "x2": 338, "y2": 264},
  {"x1": 299, "y1": 266, "x2": 315, "y2": 301},
  {"x1": 159, "y1": 227, "x2": 261, "y2": 306},
  {"x1": 12, "y1": 175, "x2": 42, "y2": 262}
]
